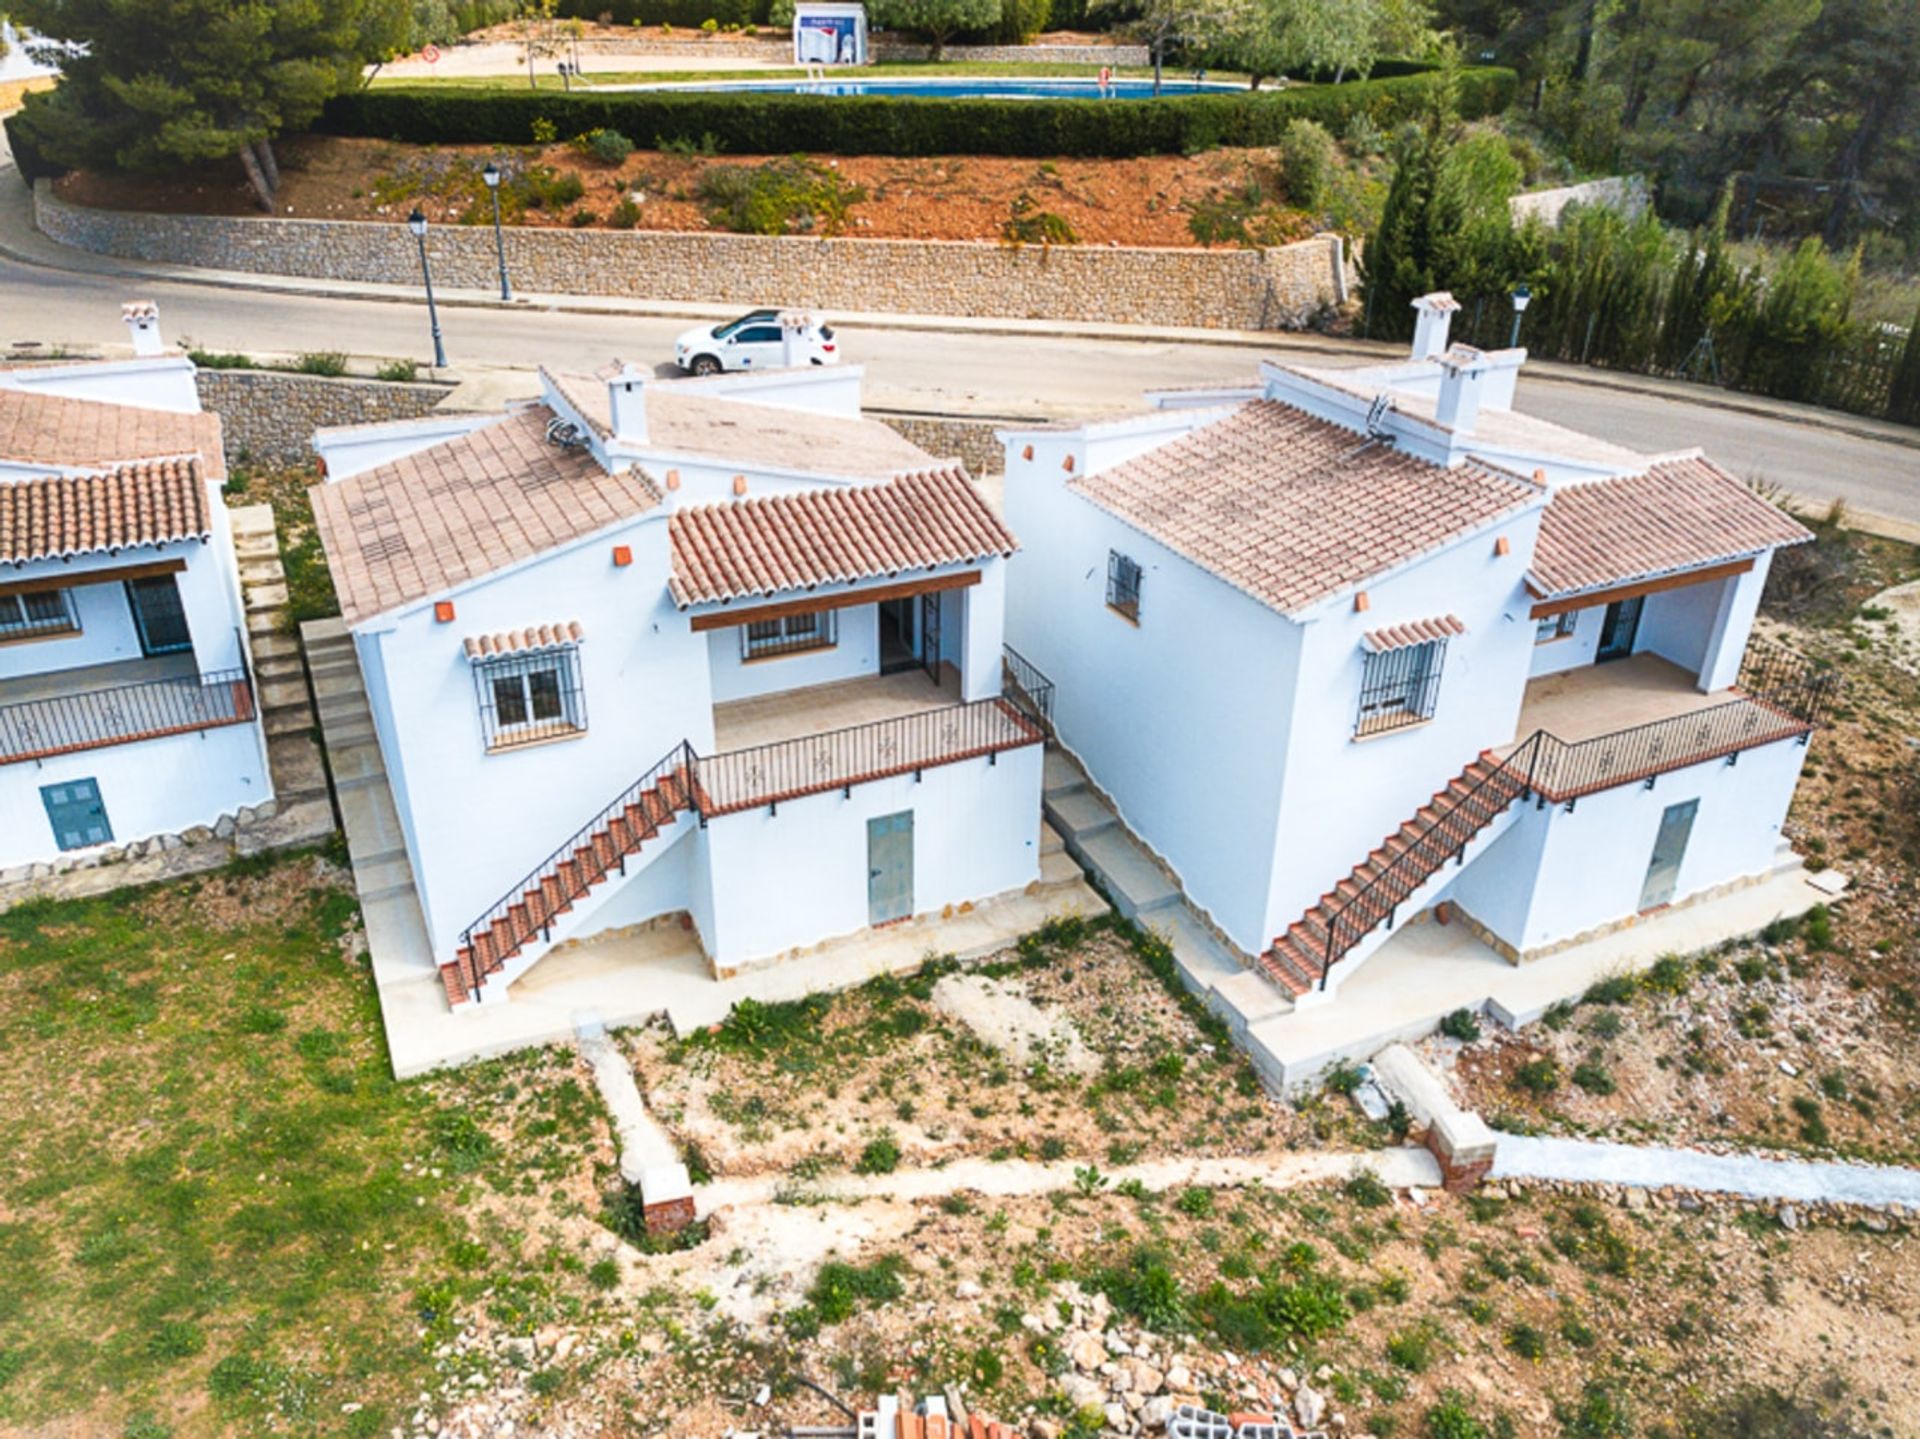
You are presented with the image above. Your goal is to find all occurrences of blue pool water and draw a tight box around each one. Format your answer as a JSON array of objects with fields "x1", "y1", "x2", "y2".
[{"x1": 619, "y1": 77, "x2": 1241, "y2": 100}]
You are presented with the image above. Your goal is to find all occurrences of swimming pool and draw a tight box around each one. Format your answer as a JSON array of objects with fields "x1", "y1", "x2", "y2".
[{"x1": 610, "y1": 76, "x2": 1243, "y2": 100}]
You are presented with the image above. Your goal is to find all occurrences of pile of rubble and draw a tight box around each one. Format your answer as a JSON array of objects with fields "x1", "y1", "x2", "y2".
[{"x1": 1028, "y1": 1284, "x2": 1352, "y2": 1439}]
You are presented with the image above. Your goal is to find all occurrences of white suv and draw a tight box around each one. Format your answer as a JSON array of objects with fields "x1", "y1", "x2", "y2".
[{"x1": 674, "y1": 310, "x2": 839, "y2": 375}]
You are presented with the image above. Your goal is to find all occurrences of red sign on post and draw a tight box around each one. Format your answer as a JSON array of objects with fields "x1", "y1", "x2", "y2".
[{"x1": 422, "y1": 42, "x2": 441, "y2": 63}]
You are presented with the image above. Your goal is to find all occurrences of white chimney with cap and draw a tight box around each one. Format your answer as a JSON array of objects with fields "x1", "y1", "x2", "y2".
[
  {"x1": 607, "y1": 362, "x2": 648, "y2": 445},
  {"x1": 1410, "y1": 292, "x2": 1462, "y2": 361},
  {"x1": 1433, "y1": 344, "x2": 1496, "y2": 434},
  {"x1": 122, "y1": 300, "x2": 164, "y2": 358}
]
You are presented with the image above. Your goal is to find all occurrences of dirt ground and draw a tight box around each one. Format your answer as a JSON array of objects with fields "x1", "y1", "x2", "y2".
[{"x1": 54, "y1": 135, "x2": 1314, "y2": 248}]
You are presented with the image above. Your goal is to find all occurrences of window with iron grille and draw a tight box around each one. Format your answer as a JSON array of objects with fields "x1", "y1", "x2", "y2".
[
  {"x1": 1534, "y1": 612, "x2": 1577, "y2": 644},
  {"x1": 742, "y1": 608, "x2": 838, "y2": 661},
  {"x1": 474, "y1": 646, "x2": 586, "y2": 751},
  {"x1": 1355, "y1": 640, "x2": 1446, "y2": 737},
  {"x1": 1106, "y1": 551, "x2": 1142, "y2": 622},
  {"x1": 0, "y1": 588, "x2": 78, "y2": 640}
]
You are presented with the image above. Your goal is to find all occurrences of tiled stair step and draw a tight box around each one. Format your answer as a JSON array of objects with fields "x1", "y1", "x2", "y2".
[{"x1": 1045, "y1": 785, "x2": 1117, "y2": 840}]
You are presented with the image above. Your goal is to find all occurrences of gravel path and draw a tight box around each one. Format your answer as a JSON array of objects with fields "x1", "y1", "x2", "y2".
[{"x1": 1493, "y1": 1134, "x2": 1920, "y2": 1210}]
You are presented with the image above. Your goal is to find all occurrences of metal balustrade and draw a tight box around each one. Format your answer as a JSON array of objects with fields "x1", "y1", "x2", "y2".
[{"x1": 0, "y1": 666, "x2": 256, "y2": 765}]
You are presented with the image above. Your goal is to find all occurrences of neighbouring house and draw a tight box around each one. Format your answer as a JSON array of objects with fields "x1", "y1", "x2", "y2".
[
  {"x1": 0, "y1": 303, "x2": 271, "y2": 868},
  {"x1": 310, "y1": 362, "x2": 1052, "y2": 1010},
  {"x1": 1001, "y1": 292, "x2": 1827, "y2": 1012}
]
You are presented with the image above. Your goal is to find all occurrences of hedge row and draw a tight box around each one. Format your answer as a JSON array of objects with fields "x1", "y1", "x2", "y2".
[{"x1": 317, "y1": 66, "x2": 1516, "y2": 159}]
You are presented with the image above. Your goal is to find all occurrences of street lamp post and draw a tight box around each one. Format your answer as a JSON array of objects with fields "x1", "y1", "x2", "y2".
[
  {"x1": 1508, "y1": 283, "x2": 1533, "y2": 349},
  {"x1": 407, "y1": 208, "x2": 448, "y2": 370},
  {"x1": 482, "y1": 162, "x2": 512, "y2": 302}
]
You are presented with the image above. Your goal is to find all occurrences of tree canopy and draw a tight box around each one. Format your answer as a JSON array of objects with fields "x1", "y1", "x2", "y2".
[
  {"x1": 870, "y1": 0, "x2": 1002, "y2": 60},
  {"x1": 12, "y1": 0, "x2": 410, "y2": 208}
]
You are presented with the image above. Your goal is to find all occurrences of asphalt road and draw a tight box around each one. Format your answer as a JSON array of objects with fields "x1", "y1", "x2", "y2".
[{"x1": 3, "y1": 243, "x2": 1915, "y2": 526}]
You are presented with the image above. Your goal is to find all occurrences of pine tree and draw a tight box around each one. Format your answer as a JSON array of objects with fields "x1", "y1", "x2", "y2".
[{"x1": 10, "y1": 0, "x2": 410, "y2": 210}]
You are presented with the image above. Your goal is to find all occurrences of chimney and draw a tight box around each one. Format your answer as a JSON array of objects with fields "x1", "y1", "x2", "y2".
[
  {"x1": 123, "y1": 300, "x2": 164, "y2": 358},
  {"x1": 1410, "y1": 292, "x2": 1461, "y2": 361},
  {"x1": 607, "y1": 363, "x2": 647, "y2": 444},
  {"x1": 1434, "y1": 344, "x2": 1492, "y2": 434}
]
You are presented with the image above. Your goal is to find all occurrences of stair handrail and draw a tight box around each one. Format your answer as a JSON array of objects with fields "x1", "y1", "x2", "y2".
[
  {"x1": 1000, "y1": 643, "x2": 1055, "y2": 734},
  {"x1": 457, "y1": 738, "x2": 698, "y2": 991},
  {"x1": 1318, "y1": 734, "x2": 1543, "y2": 989}
]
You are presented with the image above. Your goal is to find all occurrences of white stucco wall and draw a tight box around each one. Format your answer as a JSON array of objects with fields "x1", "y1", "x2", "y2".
[
  {"x1": 695, "y1": 743, "x2": 1042, "y2": 966},
  {"x1": 568, "y1": 820, "x2": 698, "y2": 939},
  {"x1": 1443, "y1": 734, "x2": 1806, "y2": 953},
  {"x1": 361, "y1": 510, "x2": 713, "y2": 961},
  {"x1": 707, "y1": 602, "x2": 879, "y2": 703},
  {"x1": 1528, "y1": 604, "x2": 1603, "y2": 678},
  {"x1": 1636, "y1": 576, "x2": 1725, "y2": 677},
  {"x1": 1003, "y1": 430, "x2": 1300, "y2": 952},
  {"x1": 0, "y1": 356, "x2": 200, "y2": 414},
  {"x1": 0, "y1": 722, "x2": 269, "y2": 868},
  {"x1": 1260, "y1": 506, "x2": 1545, "y2": 948}
]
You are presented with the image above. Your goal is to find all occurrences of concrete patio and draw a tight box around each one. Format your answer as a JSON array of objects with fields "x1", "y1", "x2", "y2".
[{"x1": 1240, "y1": 856, "x2": 1841, "y2": 1088}]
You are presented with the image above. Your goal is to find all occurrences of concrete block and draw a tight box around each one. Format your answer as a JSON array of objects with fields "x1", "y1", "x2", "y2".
[{"x1": 639, "y1": 1162, "x2": 697, "y2": 1234}]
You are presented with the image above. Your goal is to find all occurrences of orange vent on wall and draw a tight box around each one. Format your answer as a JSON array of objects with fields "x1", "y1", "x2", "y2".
[
  {"x1": 1494, "y1": 535, "x2": 1511, "y2": 557},
  {"x1": 732, "y1": 475, "x2": 748, "y2": 496},
  {"x1": 665, "y1": 469, "x2": 681, "y2": 491},
  {"x1": 434, "y1": 601, "x2": 455, "y2": 623},
  {"x1": 1022, "y1": 444, "x2": 1034, "y2": 462},
  {"x1": 1353, "y1": 591, "x2": 1370, "y2": 613},
  {"x1": 1062, "y1": 454, "x2": 1075, "y2": 473},
  {"x1": 612, "y1": 545, "x2": 632, "y2": 568}
]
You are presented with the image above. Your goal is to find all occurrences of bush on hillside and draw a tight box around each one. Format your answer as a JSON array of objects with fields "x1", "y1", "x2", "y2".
[{"x1": 317, "y1": 66, "x2": 1516, "y2": 160}]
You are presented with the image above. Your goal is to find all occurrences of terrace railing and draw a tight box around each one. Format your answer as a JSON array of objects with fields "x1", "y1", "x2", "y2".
[{"x1": 0, "y1": 665, "x2": 256, "y2": 765}]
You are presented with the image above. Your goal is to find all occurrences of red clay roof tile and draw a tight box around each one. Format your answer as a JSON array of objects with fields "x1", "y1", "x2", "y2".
[{"x1": 0, "y1": 457, "x2": 211, "y2": 563}]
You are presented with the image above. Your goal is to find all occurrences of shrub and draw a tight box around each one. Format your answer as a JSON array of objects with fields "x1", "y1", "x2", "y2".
[
  {"x1": 1345, "y1": 1171, "x2": 1391, "y2": 1208},
  {"x1": 374, "y1": 359, "x2": 420, "y2": 382},
  {"x1": 608, "y1": 196, "x2": 642, "y2": 229},
  {"x1": 1177, "y1": 1186, "x2": 1215, "y2": 1217},
  {"x1": 1001, "y1": 192, "x2": 1078, "y2": 247},
  {"x1": 1385, "y1": 1320, "x2": 1440, "y2": 1372},
  {"x1": 856, "y1": 1130, "x2": 902, "y2": 1174},
  {"x1": 1093, "y1": 1247, "x2": 1186, "y2": 1330},
  {"x1": 1424, "y1": 1392, "x2": 1488, "y2": 1439},
  {"x1": 1511, "y1": 1058, "x2": 1560, "y2": 1095},
  {"x1": 1276, "y1": 117, "x2": 1337, "y2": 210},
  {"x1": 1582, "y1": 974, "x2": 1638, "y2": 1006},
  {"x1": 577, "y1": 127, "x2": 635, "y2": 165},
  {"x1": 587, "y1": 1257, "x2": 621, "y2": 1290},
  {"x1": 807, "y1": 1254, "x2": 906, "y2": 1323},
  {"x1": 695, "y1": 157, "x2": 864, "y2": 235},
  {"x1": 1438, "y1": 1007, "x2": 1482, "y2": 1042},
  {"x1": 293, "y1": 351, "x2": 349, "y2": 377},
  {"x1": 1643, "y1": 954, "x2": 1692, "y2": 994},
  {"x1": 1504, "y1": 1321, "x2": 1546, "y2": 1361},
  {"x1": 1791, "y1": 1095, "x2": 1830, "y2": 1145},
  {"x1": 1571, "y1": 1060, "x2": 1615, "y2": 1095},
  {"x1": 317, "y1": 68, "x2": 1518, "y2": 162}
]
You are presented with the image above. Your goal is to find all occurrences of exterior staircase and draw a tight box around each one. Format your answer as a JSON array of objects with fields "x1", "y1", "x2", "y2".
[
  {"x1": 1259, "y1": 750, "x2": 1533, "y2": 998},
  {"x1": 442, "y1": 745, "x2": 699, "y2": 1007}
]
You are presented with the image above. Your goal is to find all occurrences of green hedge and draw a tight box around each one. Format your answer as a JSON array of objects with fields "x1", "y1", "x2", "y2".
[
  {"x1": 320, "y1": 66, "x2": 1515, "y2": 158},
  {"x1": 2, "y1": 106, "x2": 61, "y2": 183}
]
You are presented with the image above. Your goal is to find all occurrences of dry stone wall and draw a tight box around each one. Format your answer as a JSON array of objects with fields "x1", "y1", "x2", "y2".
[
  {"x1": 38, "y1": 184, "x2": 1355, "y2": 331},
  {"x1": 196, "y1": 368, "x2": 455, "y2": 470}
]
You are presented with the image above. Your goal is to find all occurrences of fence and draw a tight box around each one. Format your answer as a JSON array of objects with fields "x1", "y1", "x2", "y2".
[{"x1": 0, "y1": 667, "x2": 255, "y2": 765}]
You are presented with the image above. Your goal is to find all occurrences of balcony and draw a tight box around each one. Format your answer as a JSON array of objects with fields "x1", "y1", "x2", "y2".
[
  {"x1": 701, "y1": 663, "x2": 1049, "y2": 817},
  {"x1": 1507, "y1": 646, "x2": 1831, "y2": 803},
  {"x1": 0, "y1": 654, "x2": 257, "y2": 766}
]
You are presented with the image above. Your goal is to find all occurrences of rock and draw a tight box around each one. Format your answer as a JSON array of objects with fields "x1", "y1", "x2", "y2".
[
  {"x1": 1276, "y1": 1369, "x2": 1300, "y2": 1394},
  {"x1": 1124, "y1": 1358, "x2": 1164, "y2": 1395},
  {"x1": 1313, "y1": 1365, "x2": 1333, "y2": 1383},
  {"x1": 552, "y1": 1334, "x2": 576, "y2": 1362},
  {"x1": 1102, "y1": 1402, "x2": 1127, "y2": 1430},
  {"x1": 213, "y1": 813, "x2": 238, "y2": 839},
  {"x1": 1139, "y1": 1396, "x2": 1175, "y2": 1429},
  {"x1": 1165, "y1": 1366, "x2": 1192, "y2": 1392},
  {"x1": 1106, "y1": 1332, "x2": 1132, "y2": 1356},
  {"x1": 1862, "y1": 1213, "x2": 1892, "y2": 1234},
  {"x1": 1030, "y1": 1422, "x2": 1061, "y2": 1439},
  {"x1": 956, "y1": 1279, "x2": 983, "y2": 1300},
  {"x1": 1069, "y1": 1333, "x2": 1107, "y2": 1372},
  {"x1": 1624, "y1": 1187, "x2": 1649, "y2": 1211},
  {"x1": 1779, "y1": 1205, "x2": 1802, "y2": 1231},
  {"x1": 1058, "y1": 1374, "x2": 1105, "y2": 1412},
  {"x1": 1778, "y1": 1059, "x2": 1798, "y2": 1077},
  {"x1": 1295, "y1": 1385, "x2": 1327, "y2": 1429}
]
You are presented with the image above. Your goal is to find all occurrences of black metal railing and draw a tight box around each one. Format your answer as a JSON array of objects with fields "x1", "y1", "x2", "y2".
[
  {"x1": 1311, "y1": 642, "x2": 1835, "y2": 987},
  {"x1": 1318, "y1": 735, "x2": 1542, "y2": 988},
  {"x1": 0, "y1": 666, "x2": 256, "y2": 765},
  {"x1": 741, "y1": 610, "x2": 839, "y2": 662},
  {"x1": 457, "y1": 740, "x2": 699, "y2": 994},
  {"x1": 1107, "y1": 550, "x2": 1142, "y2": 622},
  {"x1": 1355, "y1": 638, "x2": 1449, "y2": 738},
  {"x1": 1000, "y1": 644, "x2": 1055, "y2": 734},
  {"x1": 694, "y1": 694, "x2": 1046, "y2": 818}
]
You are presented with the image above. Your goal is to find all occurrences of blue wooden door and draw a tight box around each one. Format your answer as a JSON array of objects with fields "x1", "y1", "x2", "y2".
[
  {"x1": 866, "y1": 811, "x2": 914, "y2": 925},
  {"x1": 42, "y1": 778, "x2": 112, "y2": 851}
]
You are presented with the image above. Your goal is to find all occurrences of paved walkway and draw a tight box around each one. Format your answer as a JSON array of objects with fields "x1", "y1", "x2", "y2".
[{"x1": 1493, "y1": 1134, "x2": 1920, "y2": 1211}]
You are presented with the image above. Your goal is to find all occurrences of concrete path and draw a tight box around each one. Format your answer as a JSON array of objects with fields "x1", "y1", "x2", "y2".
[
  {"x1": 700, "y1": 1145, "x2": 1444, "y2": 1215},
  {"x1": 576, "y1": 1014, "x2": 681, "y2": 1184},
  {"x1": 1493, "y1": 1134, "x2": 1920, "y2": 1212}
]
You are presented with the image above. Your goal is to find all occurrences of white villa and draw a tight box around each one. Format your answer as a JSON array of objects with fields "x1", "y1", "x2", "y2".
[
  {"x1": 310, "y1": 362, "x2": 1051, "y2": 1012},
  {"x1": 1001, "y1": 293, "x2": 1826, "y2": 1015},
  {"x1": 0, "y1": 304, "x2": 270, "y2": 868}
]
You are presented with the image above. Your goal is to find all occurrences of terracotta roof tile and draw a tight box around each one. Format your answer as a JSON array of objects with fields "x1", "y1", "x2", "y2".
[
  {"x1": 0, "y1": 457, "x2": 210, "y2": 563},
  {"x1": 544, "y1": 367, "x2": 939, "y2": 479},
  {"x1": 1069, "y1": 400, "x2": 1541, "y2": 617},
  {"x1": 462, "y1": 620, "x2": 584, "y2": 661},
  {"x1": 669, "y1": 465, "x2": 1016, "y2": 607},
  {"x1": 1364, "y1": 614, "x2": 1466, "y2": 652},
  {"x1": 311, "y1": 406, "x2": 662, "y2": 628},
  {"x1": 0, "y1": 387, "x2": 226, "y2": 480},
  {"x1": 1531, "y1": 454, "x2": 1812, "y2": 597}
]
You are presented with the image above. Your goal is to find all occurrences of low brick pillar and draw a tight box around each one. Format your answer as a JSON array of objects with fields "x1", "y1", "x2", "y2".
[
  {"x1": 1423, "y1": 1111, "x2": 1499, "y2": 1192},
  {"x1": 638, "y1": 1162, "x2": 696, "y2": 1234}
]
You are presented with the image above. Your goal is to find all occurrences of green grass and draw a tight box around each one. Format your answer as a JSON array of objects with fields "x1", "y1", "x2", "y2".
[{"x1": 0, "y1": 853, "x2": 611, "y2": 1437}]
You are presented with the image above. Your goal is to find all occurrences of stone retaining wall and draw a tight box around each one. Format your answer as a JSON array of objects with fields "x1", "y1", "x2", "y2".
[
  {"x1": 38, "y1": 183, "x2": 1355, "y2": 331},
  {"x1": 874, "y1": 411, "x2": 1010, "y2": 475},
  {"x1": 197, "y1": 368, "x2": 455, "y2": 470}
]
